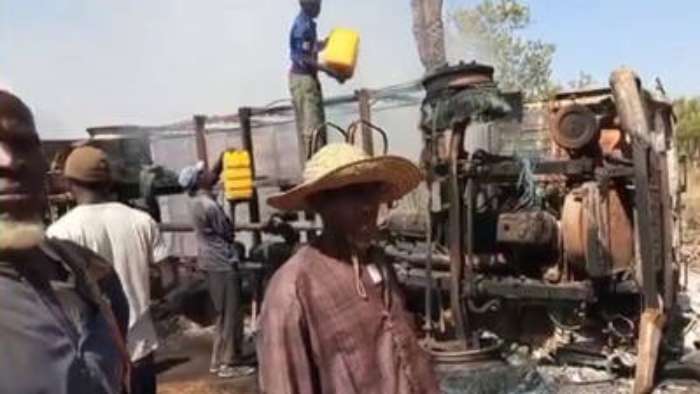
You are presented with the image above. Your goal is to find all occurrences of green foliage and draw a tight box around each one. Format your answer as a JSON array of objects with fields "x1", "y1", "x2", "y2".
[
  {"x1": 674, "y1": 97, "x2": 700, "y2": 140},
  {"x1": 567, "y1": 71, "x2": 595, "y2": 91},
  {"x1": 450, "y1": 0, "x2": 556, "y2": 100}
]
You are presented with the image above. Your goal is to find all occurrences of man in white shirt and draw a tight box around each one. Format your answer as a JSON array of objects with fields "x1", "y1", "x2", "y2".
[{"x1": 48, "y1": 145, "x2": 170, "y2": 394}]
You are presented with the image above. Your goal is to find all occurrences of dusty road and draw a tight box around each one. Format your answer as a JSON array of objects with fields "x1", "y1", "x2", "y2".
[{"x1": 156, "y1": 323, "x2": 258, "y2": 394}]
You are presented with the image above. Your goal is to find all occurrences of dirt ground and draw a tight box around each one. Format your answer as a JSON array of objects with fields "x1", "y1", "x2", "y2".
[
  {"x1": 158, "y1": 381, "x2": 255, "y2": 394},
  {"x1": 153, "y1": 324, "x2": 698, "y2": 394},
  {"x1": 155, "y1": 167, "x2": 700, "y2": 393},
  {"x1": 155, "y1": 320, "x2": 258, "y2": 394}
]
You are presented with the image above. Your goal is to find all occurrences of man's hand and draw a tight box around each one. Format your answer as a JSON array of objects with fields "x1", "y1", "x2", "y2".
[
  {"x1": 263, "y1": 214, "x2": 285, "y2": 234},
  {"x1": 335, "y1": 75, "x2": 347, "y2": 84},
  {"x1": 317, "y1": 62, "x2": 348, "y2": 84},
  {"x1": 328, "y1": 68, "x2": 347, "y2": 84},
  {"x1": 318, "y1": 37, "x2": 329, "y2": 51},
  {"x1": 327, "y1": 67, "x2": 348, "y2": 84},
  {"x1": 263, "y1": 214, "x2": 300, "y2": 245}
]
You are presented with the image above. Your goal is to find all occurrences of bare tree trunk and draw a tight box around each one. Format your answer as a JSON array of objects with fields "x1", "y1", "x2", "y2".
[{"x1": 411, "y1": 0, "x2": 447, "y2": 72}]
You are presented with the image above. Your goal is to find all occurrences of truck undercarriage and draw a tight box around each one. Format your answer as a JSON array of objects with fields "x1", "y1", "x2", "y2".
[{"x1": 383, "y1": 63, "x2": 683, "y2": 391}]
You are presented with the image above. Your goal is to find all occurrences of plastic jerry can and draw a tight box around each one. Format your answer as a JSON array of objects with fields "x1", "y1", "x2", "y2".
[
  {"x1": 222, "y1": 150, "x2": 254, "y2": 201},
  {"x1": 323, "y1": 28, "x2": 360, "y2": 79}
]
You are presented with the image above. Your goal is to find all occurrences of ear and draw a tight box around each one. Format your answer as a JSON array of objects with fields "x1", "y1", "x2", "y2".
[{"x1": 64, "y1": 178, "x2": 77, "y2": 195}]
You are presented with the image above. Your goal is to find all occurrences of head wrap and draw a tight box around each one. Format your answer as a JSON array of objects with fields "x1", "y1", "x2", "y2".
[{"x1": 178, "y1": 161, "x2": 206, "y2": 191}]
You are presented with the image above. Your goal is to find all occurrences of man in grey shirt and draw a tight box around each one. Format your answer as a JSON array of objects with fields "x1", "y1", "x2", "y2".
[
  {"x1": 0, "y1": 90, "x2": 129, "y2": 394},
  {"x1": 179, "y1": 162, "x2": 253, "y2": 378}
]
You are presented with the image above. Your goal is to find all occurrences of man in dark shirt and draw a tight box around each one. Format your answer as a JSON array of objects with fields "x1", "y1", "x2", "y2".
[
  {"x1": 0, "y1": 90, "x2": 129, "y2": 394},
  {"x1": 179, "y1": 162, "x2": 253, "y2": 379},
  {"x1": 289, "y1": 0, "x2": 345, "y2": 163}
]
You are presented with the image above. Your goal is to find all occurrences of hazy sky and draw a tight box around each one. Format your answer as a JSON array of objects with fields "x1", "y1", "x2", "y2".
[{"x1": 1, "y1": 0, "x2": 698, "y2": 138}]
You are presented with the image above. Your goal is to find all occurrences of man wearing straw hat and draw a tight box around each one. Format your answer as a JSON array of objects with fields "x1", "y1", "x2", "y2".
[{"x1": 257, "y1": 143, "x2": 438, "y2": 393}]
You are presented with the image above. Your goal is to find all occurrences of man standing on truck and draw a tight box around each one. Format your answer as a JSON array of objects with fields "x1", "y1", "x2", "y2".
[
  {"x1": 179, "y1": 162, "x2": 254, "y2": 379},
  {"x1": 48, "y1": 145, "x2": 170, "y2": 394},
  {"x1": 289, "y1": 0, "x2": 346, "y2": 163},
  {"x1": 0, "y1": 90, "x2": 130, "y2": 394},
  {"x1": 257, "y1": 143, "x2": 439, "y2": 393}
]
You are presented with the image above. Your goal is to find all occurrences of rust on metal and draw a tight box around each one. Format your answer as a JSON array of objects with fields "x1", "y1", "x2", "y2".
[
  {"x1": 551, "y1": 104, "x2": 599, "y2": 150},
  {"x1": 561, "y1": 183, "x2": 634, "y2": 278}
]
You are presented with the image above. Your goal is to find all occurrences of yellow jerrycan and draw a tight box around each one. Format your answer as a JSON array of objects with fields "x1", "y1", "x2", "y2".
[
  {"x1": 323, "y1": 28, "x2": 360, "y2": 79},
  {"x1": 221, "y1": 149, "x2": 254, "y2": 201}
]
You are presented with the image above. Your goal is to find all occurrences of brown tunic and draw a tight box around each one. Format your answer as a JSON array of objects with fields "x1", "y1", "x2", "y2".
[{"x1": 257, "y1": 246, "x2": 439, "y2": 394}]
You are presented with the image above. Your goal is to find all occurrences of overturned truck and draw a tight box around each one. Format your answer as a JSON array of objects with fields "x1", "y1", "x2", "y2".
[{"x1": 385, "y1": 63, "x2": 683, "y2": 390}]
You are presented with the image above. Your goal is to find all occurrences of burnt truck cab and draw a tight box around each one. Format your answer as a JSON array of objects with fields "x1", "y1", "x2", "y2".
[
  {"x1": 42, "y1": 135, "x2": 181, "y2": 223},
  {"x1": 386, "y1": 63, "x2": 683, "y2": 381}
]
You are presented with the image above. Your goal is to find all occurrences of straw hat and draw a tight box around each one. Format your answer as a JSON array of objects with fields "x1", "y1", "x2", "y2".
[{"x1": 268, "y1": 143, "x2": 423, "y2": 211}]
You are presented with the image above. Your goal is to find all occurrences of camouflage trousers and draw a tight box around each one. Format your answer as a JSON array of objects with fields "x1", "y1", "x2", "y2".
[
  {"x1": 289, "y1": 72, "x2": 326, "y2": 164},
  {"x1": 411, "y1": 0, "x2": 447, "y2": 72}
]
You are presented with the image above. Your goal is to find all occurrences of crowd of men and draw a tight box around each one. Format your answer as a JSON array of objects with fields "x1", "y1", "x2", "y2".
[{"x1": 0, "y1": 89, "x2": 439, "y2": 394}]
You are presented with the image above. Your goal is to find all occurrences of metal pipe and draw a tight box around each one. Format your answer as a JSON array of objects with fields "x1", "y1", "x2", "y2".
[
  {"x1": 448, "y1": 124, "x2": 468, "y2": 342},
  {"x1": 355, "y1": 89, "x2": 375, "y2": 155},
  {"x1": 193, "y1": 115, "x2": 209, "y2": 168},
  {"x1": 384, "y1": 246, "x2": 450, "y2": 268},
  {"x1": 348, "y1": 120, "x2": 389, "y2": 156},
  {"x1": 159, "y1": 222, "x2": 321, "y2": 233},
  {"x1": 309, "y1": 122, "x2": 348, "y2": 159},
  {"x1": 424, "y1": 181, "x2": 435, "y2": 334},
  {"x1": 422, "y1": 117, "x2": 437, "y2": 336}
]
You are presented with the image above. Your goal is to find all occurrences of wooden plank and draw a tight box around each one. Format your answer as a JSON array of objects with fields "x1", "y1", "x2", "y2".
[
  {"x1": 633, "y1": 308, "x2": 666, "y2": 394},
  {"x1": 355, "y1": 89, "x2": 375, "y2": 155},
  {"x1": 654, "y1": 110, "x2": 677, "y2": 310},
  {"x1": 193, "y1": 115, "x2": 209, "y2": 168},
  {"x1": 238, "y1": 107, "x2": 262, "y2": 246},
  {"x1": 610, "y1": 68, "x2": 659, "y2": 308},
  {"x1": 611, "y1": 68, "x2": 666, "y2": 393}
]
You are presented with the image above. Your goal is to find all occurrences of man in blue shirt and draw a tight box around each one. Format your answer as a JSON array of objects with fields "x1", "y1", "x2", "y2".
[{"x1": 289, "y1": 0, "x2": 345, "y2": 163}]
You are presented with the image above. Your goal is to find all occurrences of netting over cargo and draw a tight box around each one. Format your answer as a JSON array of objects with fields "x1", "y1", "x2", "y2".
[{"x1": 86, "y1": 80, "x2": 552, "y2": 257}]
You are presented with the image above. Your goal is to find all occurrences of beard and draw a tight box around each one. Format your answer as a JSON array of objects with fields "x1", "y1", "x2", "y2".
[{"x1": 0, "y1": 219, "x2": 45, "y2": 251}]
